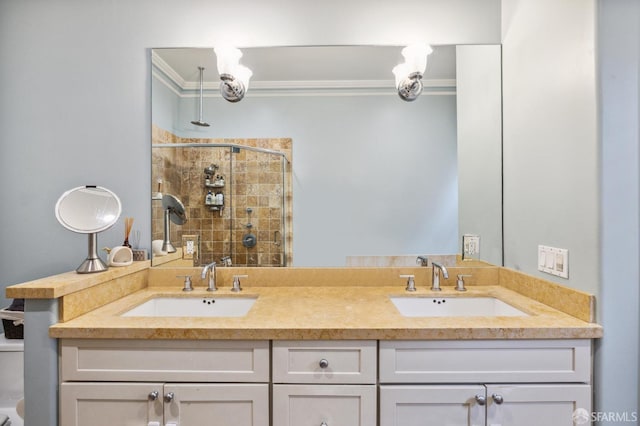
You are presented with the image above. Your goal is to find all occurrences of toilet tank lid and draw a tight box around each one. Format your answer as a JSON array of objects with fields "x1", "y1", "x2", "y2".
[{"x1": 0, "y1": 334, "x2": 23, "y2": 351}]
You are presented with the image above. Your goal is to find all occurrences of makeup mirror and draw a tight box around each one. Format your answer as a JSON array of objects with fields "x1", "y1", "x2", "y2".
[
  {"x1": 161, "y1": 193, "x2": 188, "y2": 253},
  {"x1": 55, "y1": 185, "x2": 122, "y2": 273}
]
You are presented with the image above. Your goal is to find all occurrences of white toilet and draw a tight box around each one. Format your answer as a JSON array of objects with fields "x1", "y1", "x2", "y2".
[{"x1": 0, "y1": 334, "x2": 23, "y2": 426}]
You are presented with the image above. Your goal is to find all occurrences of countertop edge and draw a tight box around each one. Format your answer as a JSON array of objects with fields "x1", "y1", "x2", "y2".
[{"x1": 49, "y1": 326, "x2": 603, "y2": 340}]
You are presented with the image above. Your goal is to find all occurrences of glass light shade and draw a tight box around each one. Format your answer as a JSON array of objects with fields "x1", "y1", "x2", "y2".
[
  {"x1": 401, "y1": 43, "x2": 433, "y2": 74},
  {"x1": 214, "y1": 46, "x2": 243, "y2": 75},
  {"x1": 392, "y1": 63, "x2": 410, "y2": 88},
  {"x1": 234, "y1": 64, "x2": 253, "y2": 92}
]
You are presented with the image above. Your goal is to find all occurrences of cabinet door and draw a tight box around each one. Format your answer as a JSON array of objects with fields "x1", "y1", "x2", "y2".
[
  {"x1": 273, "y1": 384, "x2": 376, "y2": 426},
  {"x1": 60, "y1": 382, "x2": 163, "y2": 426},
  {"x1": 485, "y1": 384, "x2": 591, "y2": 426},
  {"x1": 164, "y1": 383, "x2": 269, "y2": 426},
  {"x1": 380, "y1": 385, "x2": 486, "y2": 426}
]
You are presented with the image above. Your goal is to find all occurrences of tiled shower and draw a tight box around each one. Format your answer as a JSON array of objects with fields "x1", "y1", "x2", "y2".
[{"x1": 152, "y1": 126, "x2": 292, "y2": 267}]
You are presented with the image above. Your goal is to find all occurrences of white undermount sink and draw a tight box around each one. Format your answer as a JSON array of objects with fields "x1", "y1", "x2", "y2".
[
  {"x1": 390, "y1": 296, "x2": 528, "y2": 317},
  {"x1": 121, "y1": 296, "x2": 258, "y2": 318}
]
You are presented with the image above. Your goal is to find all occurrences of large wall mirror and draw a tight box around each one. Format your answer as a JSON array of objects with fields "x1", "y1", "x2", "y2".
[{"x1": 151, "y1": 45, "x2": 502, "y2": 268}]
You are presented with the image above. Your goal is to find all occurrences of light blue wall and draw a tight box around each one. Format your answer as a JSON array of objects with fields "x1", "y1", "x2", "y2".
[
  {"x1": 0, "y1": 0, "x2": 500, "y2": 309},
  {"x1": 596, "y1": 0, "x2": 640, "y2": 421},
  {"x1": 153, "y1": 77, "x2": 459, "y2": 266},
  {"x1": 502, "y1": 0, "x2": 599, "y2": 295},
  {"x1": 151, "y1": 71, "x2": 181, "y2": 134}
]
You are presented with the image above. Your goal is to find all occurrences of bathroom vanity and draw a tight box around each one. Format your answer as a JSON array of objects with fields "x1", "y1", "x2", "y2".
[{"x1": 7, "y1": 263, "x2": 602, "y2": 426}]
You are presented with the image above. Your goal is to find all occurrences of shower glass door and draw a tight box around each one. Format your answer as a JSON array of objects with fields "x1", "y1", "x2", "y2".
[{"x1": 152, "y1": 142, "x2": 288, "y2": 267}]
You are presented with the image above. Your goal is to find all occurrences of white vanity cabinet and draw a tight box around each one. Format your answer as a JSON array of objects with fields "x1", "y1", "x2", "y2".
[
  {"x1": 380, "y1": 384, "x2": 591, "y2": 426},
  {"x1": 60, "y1": 382, "x2": 268, "y2": 426},
  {"x1": 59, "y1": 339, "x2": 269, "y2": 426},
  {"x1": 272, "y1": 340, "x2": 377, "y2": 426},
  {"x1": 58, "y1": 338, "x2": 594, "y2": 425},
  {"x1": 379, "y1": 340, "x2": 592, "y2": 426}
]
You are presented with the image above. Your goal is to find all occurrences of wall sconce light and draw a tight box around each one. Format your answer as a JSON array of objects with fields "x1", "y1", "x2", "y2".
[
  {"x1": 214, "y1": 46, "x2": 253, "y2": 103},
  {"x1": 392, "y1": 44, "x2": 433, "y2": 101}
]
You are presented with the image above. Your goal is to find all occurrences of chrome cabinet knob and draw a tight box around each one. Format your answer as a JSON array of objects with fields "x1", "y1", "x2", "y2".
[
  {"x1": 320, "y1": 422, "x2": 328, "y2": 426},
  {"x1": 492, "y1": 393, "x2": 504, "y2": 405},
  {"x1": 148, "y1": 391, "x2": 159, "y2": 401},
  {"x1": 319, "y1": 359, "x2": 329, "y2": 369},
  {"x1": 164, "y1": 392, "x2": 175, "y2": 403},
  {"x1": 475, "y1": 394, "x2": 486, "y2": 406}
]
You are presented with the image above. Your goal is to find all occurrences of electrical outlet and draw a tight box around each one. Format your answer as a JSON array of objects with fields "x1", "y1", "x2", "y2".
[
  {"x1": 462, "y1": 234, "x2": 480, "y2": 260},
  {"x1": 537, "y1": 245, "x2": 569, "y2": 279},
  {"x1": 181, "y1": 234, "x2": 199, "y2": 261}
]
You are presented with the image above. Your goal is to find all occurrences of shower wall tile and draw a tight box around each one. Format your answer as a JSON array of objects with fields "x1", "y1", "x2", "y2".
[{"x1": 152, "y1": 126, "x2": 292, "y2": 267}]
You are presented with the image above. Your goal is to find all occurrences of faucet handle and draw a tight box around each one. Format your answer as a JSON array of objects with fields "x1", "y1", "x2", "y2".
[
  {"x1": 232, "y1": 274, "x2": 248, "y2": 292},
  {"x1": 456, "y1": 274, "x2": 472, "y2": 292},
  {"x1": 416, "y1": 256, "x2": 428, "y2": 267},
  {"x1": 177, "y1": 275, "x2": 193, "y2": 292},
  {"x1": 400, "y1": 274, "x2": 416, "y2": 292}
]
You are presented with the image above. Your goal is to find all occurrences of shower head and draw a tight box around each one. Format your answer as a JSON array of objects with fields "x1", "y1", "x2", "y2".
[{"x1": 191, "y1": 66, "x2": 210, "y2": 127}]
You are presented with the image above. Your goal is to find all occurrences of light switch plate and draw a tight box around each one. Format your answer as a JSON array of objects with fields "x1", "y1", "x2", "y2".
[{"x1": 538, "y1": 245, "x2": 569, "y2": 279}]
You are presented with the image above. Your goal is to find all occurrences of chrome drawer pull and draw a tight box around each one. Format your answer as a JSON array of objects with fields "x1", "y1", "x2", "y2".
[{"x1": 319, "y1": 359, "x2": 329, "y2": 369}]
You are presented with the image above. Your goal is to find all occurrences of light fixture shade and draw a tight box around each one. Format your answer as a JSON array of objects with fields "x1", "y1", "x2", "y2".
[
  {"x1": 234, "y1": 64, "x2": 253, "y2": 92},
  {"x1": 392, "y1": 44, "x2": 433, "y2": 101},
  {"x1": 214, "y1": 46, "x2": 243, "y2": 76},
  {"x1": 214, "y1": 46, "x2": 253, "y2": 102},
  {"x1": 392, "y1": 63, "x2": 410, "y2": 89},
  {"x1": 401, "y1": 43, "x2": 433, "y2": 74}
]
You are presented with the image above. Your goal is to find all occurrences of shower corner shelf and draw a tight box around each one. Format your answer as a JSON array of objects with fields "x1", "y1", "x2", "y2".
[
  {"x1": 207, "y1": 204, "x2": 224, "y2": 217},
  {"x1": 205, "y1": 183, "x2": 225, "y2": 188}
]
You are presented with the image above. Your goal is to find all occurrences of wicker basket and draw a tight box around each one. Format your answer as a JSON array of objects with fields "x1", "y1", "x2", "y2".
[{"x1": 0, "y1": 308, "x2": 24, "y2": 339}]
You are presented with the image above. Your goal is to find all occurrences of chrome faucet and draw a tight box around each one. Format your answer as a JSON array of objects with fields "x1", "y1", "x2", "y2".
[
  {"x1": 431, "y1": 261, "x2": 449, "y2": 291},
  {"x1": 201, "y1": 261, "x2": 217, "y2": 292}
]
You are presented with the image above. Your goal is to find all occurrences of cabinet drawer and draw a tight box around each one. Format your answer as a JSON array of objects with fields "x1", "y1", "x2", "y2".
[
  {"x1": 273, "y1": 384, "x2": 376, "y2": 426},
  {"x1": 60, "y1": 339, "x2": 269, "y2": 382},
  {"x1": 379, "y1": 339, "x2": 591, "y2": 384},
  {"x1": 273, "y1": 340, "x2": 377, "y2": 384}
]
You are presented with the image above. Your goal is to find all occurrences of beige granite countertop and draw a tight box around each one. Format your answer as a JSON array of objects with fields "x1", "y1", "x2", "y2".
[
  {"x1": 7, "y1": 262, "x2": 602, "y2": 341},
  {"x1": 49, "y1": 284, "x2": 603, "y2": 340}
]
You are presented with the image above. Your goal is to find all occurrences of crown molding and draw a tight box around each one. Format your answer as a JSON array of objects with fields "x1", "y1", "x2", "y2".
[
  {"x1": 151, "y1": 50, "x2": 187, "y2": 88},
  {"x1": 152, "y1": 53, "x2": 456, "y2": 97}
]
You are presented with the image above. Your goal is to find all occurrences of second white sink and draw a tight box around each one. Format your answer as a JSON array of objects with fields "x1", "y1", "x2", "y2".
[
  {"x1": 121, "y1": 296, "x2": 257, "y2": 318},
  {"x1": 390, "y1": 296, "x2": 528, "y2": 317}
]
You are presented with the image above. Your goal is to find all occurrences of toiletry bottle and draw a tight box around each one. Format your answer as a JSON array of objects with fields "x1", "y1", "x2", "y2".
[
  {"x1": 215, "y1": 192, "x2": 224, "y2": 205},
  {"x1": 206, "y1": 191, "x2": 214, "y2": 205}
]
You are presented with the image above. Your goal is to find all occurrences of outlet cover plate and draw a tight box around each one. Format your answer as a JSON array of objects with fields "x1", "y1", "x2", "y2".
[
  {"x1": 462, "y1": 234, "x2": 480, "y2": 260},
  {"x1": 538, "y1": 245, "x2": 569, "y2": 279}
]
